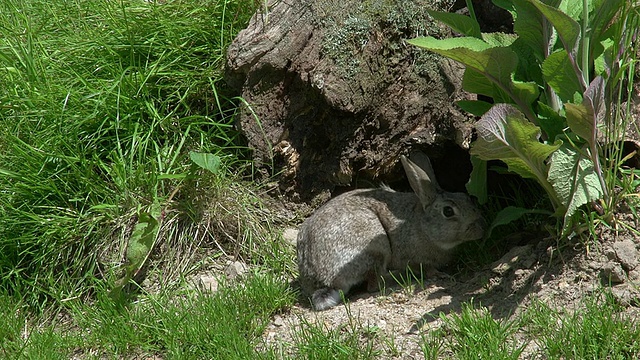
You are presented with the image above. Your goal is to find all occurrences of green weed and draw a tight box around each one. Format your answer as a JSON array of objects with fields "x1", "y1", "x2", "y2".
[
  {"x1": 74, "y1": 271, "x2": 294, "y2": 359},
  {"x1": 410, "y1": 0, "x2": 639, "y2": 234}
]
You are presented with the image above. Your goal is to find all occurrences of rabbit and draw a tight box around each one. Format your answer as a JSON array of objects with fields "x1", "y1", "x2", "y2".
[{"x1": 296, "y1": 152, "x2": 486, "y2": 311}]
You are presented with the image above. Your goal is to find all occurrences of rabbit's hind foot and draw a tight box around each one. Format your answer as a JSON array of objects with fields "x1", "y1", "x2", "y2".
[{"x1": 311, "y1": 288, "x2": 342, "y2": 311}]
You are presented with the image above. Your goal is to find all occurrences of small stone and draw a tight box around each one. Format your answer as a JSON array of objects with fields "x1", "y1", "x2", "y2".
[
  {"x1": 225, "y1": 261, "x2": 249, "y2": 280},
  {"x1": 613, "y1": 240, "x2": 639, "y2": 271},
  {"x1": 282, "y1": 228, "x2": 299, "y2": 246},
  {"x1": 587, "y1": 260, "x2": 603, "y2": 270},
  {"x1": 198, "y1": 274, "x2": 219, "y2": 293},
  {"x1": 629, "y1": 269, "x2": 640, "y2": 283},
  {"x1": 601, "y1": 262, "x2": 626, "y2": 284},
  {"x1": 604, "y1": 247, "x2": 617, "y2": 261},
  {"x1": 272, "y1": 315, "x2": 285, "y2": 327},
  {"x1": 610, "y1": 284, "x2": 640, "y2": 307}
]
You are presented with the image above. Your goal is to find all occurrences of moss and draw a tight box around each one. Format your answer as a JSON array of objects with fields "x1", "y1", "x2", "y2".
[
  {"x1": 315, "y1": 0, "x2": 451, "y2": 79},
  {"x1": 321, "y1": 15, "x2": 372, "y2": 78},
  {"x1": 413, "y1": 50, "x2": 443, "y2": 81}
]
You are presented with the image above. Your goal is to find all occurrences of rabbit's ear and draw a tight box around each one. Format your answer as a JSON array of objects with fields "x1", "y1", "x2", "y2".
[
  {"x1": 409, "y1": 152, "x2": 443, "y2": 189},
  {"x1": 400, "y1": 153, "x2": 440, "y2": 206}
]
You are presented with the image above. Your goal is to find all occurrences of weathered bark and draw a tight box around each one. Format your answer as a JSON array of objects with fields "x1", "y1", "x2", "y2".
[{"x1": 226, "y1": 0, "x2": 478, "y2": 203}]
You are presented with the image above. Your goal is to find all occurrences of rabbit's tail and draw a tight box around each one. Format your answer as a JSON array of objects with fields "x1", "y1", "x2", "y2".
[{"x1": 312, "y1": 288, "x2": 342, "y2": 311}]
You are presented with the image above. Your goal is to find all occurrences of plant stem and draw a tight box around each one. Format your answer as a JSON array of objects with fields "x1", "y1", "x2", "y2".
[
  {"x1": 465, "y1": 0, "x2": 478, "y2": 25},
  {"x1": 543, "y1": 12, "x2": 561, "y2": 113},
  {"x1": 581, "y1": 0, "x2": 590, "y2": 85}
]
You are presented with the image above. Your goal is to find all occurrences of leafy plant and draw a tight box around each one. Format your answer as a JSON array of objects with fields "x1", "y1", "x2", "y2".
[
  {"x1": 110, "y1": 202, "x2": 161, "y2": 299},
  {"x1": 408, "y1": 0, "x2": 637, "y2": 232}
]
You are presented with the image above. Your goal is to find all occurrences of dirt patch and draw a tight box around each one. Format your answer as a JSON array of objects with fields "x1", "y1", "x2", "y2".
[{"x1": 262, "y1": 215, "x2": 640, "y2": 358}]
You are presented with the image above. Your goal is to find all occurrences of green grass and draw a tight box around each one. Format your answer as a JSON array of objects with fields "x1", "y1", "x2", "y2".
[
  {"x1": 422, "y1": 302, "x2": 525, "y2": 360},
  {"x1": 4, "y1": 285, "x2": 640, "y2": 359},
  {"x1": 1, "y1": 272, "x2": 297, "y2": 359},
  {"x1": 418, "y1": 293, "x2": 640, "y2": 360},
  {"x1": 1, "y1": 0, "x2": 640, "y2": 359},
  {"x1": 525, "y1": 293, "x2": 640, "y2": 359},
  {"x1": 0, "y1": 0, "x2": 262, "y2": 310},
  {"x1": 0, "y1": 0, "x2": 302, "y2": 357},
  {"x1": 288, "y1": 305, "x2": 384, "y2": 360}
]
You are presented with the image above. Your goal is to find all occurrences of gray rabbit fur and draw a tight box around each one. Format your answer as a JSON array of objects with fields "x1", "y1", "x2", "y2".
[{"x1": 296, "y1": 152, "x2": 486, "y2": 311}]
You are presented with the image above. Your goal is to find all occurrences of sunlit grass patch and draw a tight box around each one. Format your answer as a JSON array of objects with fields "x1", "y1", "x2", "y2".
[
  {"x1": 0, "y1": 0, "x2": 260, "y2": 310},
  {"x1": 524, "y1": 292, "x2": 640, "y2": 359}
]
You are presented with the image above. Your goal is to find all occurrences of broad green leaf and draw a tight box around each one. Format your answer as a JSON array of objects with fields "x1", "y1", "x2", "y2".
[
  {"x1": 510, "y1": 37, "x2": 544, "y2": 83},
  {"x1": 526, "y1": 0, "x2": 581, "y2": 54},
  {"x1": 548, "y1": 145, "x2": 603, "y2": 232},
  {"x1": 507, "y1": 0, "x2": 547, "y2": 59},
  {"x1": 463, "y1": 68, "x2": 499, "y2": 99},
  {"x1": 589, "y1": 0, "x2": 623, "y2": 46},
  {"x1": 558, "y1": 0, "x2": 586, "y2": 22},
  {"x1": 537, "y1": 102, "x2": 566, "y2": 141},
  {"x1": 466, "y1": 156, "x2": 487, "y2": 204},
  {"x1": 456, "y1": 100, "x2": 493, "y2": 117},
  {"x1": 565, "y1": 103, "x2": 590, "y2": 142},
  {"x1": 485, "y1": 206, "x2": 553, "y2": 238},
  {"x1": 427, "y1": 10, "x2": 482, "y2": 38},
  {"x1": 511, "y1": 80, "x2": 540, "y2": 108},
  {"x1": 463, "y1": 68, "x2": 509, "y2": 101},
  {"x1": 593, "y1": 38, "x2": 612, "y2": 76},
  {"x1": 492, "y1": 0, "x2": 515, "y2": 13},
  {"x1": 126, "y1": 210, "x2": 159, "y2": 273},
  {"x1": 481, "y1": 32, "x2": 518, "y2": 47},
  {"x1": 408, "y1": 37, "x2": 513, "y2": 77},
  {"x1": 565, "y1": 76, "x2": 605, "y2": 145},
  {"x1": 407, "y1": 36, "x2": 491, "y2": 53},
  {"x1": 471, "y1": 104, "x2": 562, "y2": 208},
  {"x1": 111, "y1": 205, "x2": 160, "y2": 298},
  {"x1": 583, "y1": 75, "x2": 605, "y2": 120},
  {"x1": 189, "y1": 151, "x2": 221, "y2": 174},
  {"x1": 542, "y1": 50, "x2": 583, "y2": 102},
  {"x1": 410, "y1": 36, "x2": 538, "y2": 111},
  {"x1": 149, "y1": 200, "x2": 162, "y2": 223}
]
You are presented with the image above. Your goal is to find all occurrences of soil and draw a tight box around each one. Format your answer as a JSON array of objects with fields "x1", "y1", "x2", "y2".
[{"x1": 257, "y1": 210, "x2": 640, "y2": 359}]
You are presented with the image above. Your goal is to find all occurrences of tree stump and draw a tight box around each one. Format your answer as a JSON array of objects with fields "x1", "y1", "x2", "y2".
[{"x1": 226, "y1": 0, "x2": 479, "y2": 203}]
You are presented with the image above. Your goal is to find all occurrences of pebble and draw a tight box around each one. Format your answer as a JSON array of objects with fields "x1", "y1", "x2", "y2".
[
  {"x1": 272, "y1": 315, "x2": 285, "y2": 327},
  {"x1": 491, "y1": 245, "x2": 533, "y2": 275},
  {"x1": 613, "y1": 240, "x2": 638, "y2": 271},
  {"x1": 198, "y1": 274, "x2": 219, "y2": 293},
  {"x1": 601, "y1": 262, "x2": 626, "y2": 284},
  {"x1": 610, "y1": 284, "x2": 640, "y2": 307},
  {"x1": 225, "y1": 261, "x2": 249, "y2": 280},
  {"x1": 282, "y1": 228, "x2": 299, "y2": 246}
]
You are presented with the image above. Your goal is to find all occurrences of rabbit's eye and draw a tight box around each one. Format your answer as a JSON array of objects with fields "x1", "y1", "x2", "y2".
[{"x1": 442, "y1": 206, "x2": 455, "y2": 218}]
